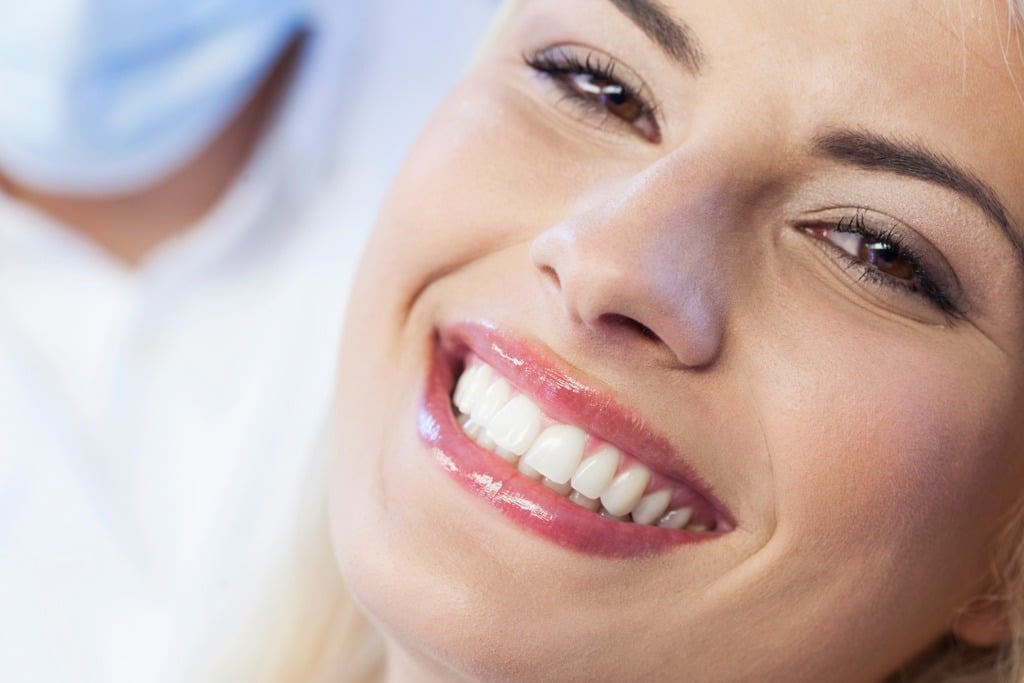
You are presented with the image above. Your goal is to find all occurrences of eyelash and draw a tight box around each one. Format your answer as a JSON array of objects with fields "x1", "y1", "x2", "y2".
[
  {"x1": 523, "y1": 46, "x2": 661, "y2": 142},
  {"x1": 807, "y1": 210, "x2": 960, "y2": 317}
]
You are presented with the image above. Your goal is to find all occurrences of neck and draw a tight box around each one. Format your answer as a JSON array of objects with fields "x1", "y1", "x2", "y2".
[{"x1": 0, "y1": 36, "x2": 303, "y2": 267}]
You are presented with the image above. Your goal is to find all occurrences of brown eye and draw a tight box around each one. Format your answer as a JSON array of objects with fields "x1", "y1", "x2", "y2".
[
  {"x1": 802, "y1": 212, "x2": 960, "y2": 316},
  {"x1": 526, "y1": 46, "x2": 661, "y2": 142},
  {"x1": 860, "y1": 239, "x2": 915, "y2": 280},
  {"x1": 566, "y1": 72, "x2": 644, "y2": 124},
  {"x1": 806, "y1": 225, "x2": 917, "y2": 283}
]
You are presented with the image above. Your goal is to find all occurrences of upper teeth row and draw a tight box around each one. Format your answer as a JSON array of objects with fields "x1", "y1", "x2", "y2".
[{"x1": 452, "y1": 357, "x2": 709, "y2": 531}]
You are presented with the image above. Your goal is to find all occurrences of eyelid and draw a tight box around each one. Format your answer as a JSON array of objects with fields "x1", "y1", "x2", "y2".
[
  {"x1": 798, "y1": 208, "x2": 966, "y2": 318},
  {"x1": 524, "y1": 44, "x2": 663, "y2": 142}
]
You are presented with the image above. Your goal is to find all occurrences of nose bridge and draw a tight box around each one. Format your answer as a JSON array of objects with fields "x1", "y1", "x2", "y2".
[{"x1": 530, "y1": 156, "x2": 736, "y2": 369}]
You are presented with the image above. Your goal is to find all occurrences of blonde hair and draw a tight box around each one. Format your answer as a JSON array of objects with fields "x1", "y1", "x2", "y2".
[{"x1": 297, "y1": 2, "x2": 1024, "y2": 681}]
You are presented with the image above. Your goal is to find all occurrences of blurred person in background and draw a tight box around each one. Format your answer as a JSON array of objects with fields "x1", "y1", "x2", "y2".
[{"x1": 0, "y1": 1, "x2": 495, "y2": 680}]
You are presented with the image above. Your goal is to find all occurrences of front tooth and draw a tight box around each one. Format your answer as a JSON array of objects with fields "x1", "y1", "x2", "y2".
[
  {"x1": 486, "y1": 395, "x2": 543, "y2": 455},
  {"x1": 455, "y1": 363, "x2": 491, "y2": 414},
  {"x1": 471, "y1": 377, "x2": 511, "y2": 426},
  {"x1": 657, "y1": 507, "x2": 694, "y2": 530},
  {"x1": 630, "y1": 489, "x2": 673, "y2": 525},
  {"x1": 570, "y1": 446, "x2": 621, "y2": 499},
  {"x1": 522, "y1": 425, "x2": 586, "y2": 484},
  {"x1": 600, "y1": 467, "x2": 651, "y2": 517},
  {"x1": 518, "y1": 456, "x2": 542, "y2": 480}
]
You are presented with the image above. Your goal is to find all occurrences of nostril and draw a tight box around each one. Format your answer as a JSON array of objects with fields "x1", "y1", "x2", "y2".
[
  {"x1": 599, "y1": 313, "x2": 661, "y2": 343},
  {"x1": 538, "y1": 265, "x2": 561, "y2": 291}
]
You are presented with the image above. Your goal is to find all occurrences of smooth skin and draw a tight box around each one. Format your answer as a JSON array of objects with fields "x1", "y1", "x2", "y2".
[{"x1": 331, "y1": 1, "x2": 1024, "y2": 681}]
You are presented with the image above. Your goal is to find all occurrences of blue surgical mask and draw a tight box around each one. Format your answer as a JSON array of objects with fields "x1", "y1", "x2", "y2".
[{"x1": 0, "y1": 0, "x2": 308, "y2": 195}]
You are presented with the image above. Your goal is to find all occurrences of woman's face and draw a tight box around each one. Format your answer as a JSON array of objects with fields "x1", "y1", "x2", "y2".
[{"x1": 331, "y1": 0, "x2": 1024, "y2": 680}]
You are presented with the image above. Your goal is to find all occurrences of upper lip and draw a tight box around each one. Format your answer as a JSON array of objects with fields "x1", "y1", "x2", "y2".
[{"x1": 439, "y1": 319, "x2": 735, "y2": 531}]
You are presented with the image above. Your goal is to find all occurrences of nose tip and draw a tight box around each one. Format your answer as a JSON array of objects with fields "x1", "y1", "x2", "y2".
[{"x1": 529, "y1": 220, "x2": 726, "y2": 369}]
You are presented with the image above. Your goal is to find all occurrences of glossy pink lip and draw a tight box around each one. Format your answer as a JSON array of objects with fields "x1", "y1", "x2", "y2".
[{"x1": 417, "y1": 320, "x2": 734, "y2": 558}]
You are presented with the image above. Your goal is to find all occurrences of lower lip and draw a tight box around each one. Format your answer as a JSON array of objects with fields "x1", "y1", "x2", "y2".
[{"x1": 417, "y1": 340, "x2": 715, "y2": 558}]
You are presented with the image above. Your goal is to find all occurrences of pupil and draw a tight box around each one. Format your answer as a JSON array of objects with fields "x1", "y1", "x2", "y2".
[
  {"x1": 606, "y1": 88, "x2": 628, "y2": 106},
  {"x1": 864, "y1": 241, "x2": 914, "y2": 279},
  {"x1": 871, "y1": 244, "x2": 898, "y2": 263}
]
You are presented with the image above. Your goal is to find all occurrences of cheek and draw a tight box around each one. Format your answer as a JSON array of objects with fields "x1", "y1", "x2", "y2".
[
  {"x1": 716, "y1": 309, "x2": 1024, "y2": 671},
  {"x1": 364, "y1": 71, "x2": 636, "y2": 305},
  {"x1": 757, "y1": 311, "x2": 1024, "y2": 593},
  {"x1": 367, "y1": 83, "x2": 547, "y2": 291}
]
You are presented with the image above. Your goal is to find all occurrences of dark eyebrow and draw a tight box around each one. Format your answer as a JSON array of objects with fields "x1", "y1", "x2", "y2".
[
  {"x1": 607, "y1": 0, "x2": 705, "y2": 74},
  {"x1": 814, "y1": 128, "x2": 1024, "y2": 265}
]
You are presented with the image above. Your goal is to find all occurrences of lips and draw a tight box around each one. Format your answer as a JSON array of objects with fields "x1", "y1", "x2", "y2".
[{"x1": 417, "y1": 320, "x2": 734, "y2": 557}]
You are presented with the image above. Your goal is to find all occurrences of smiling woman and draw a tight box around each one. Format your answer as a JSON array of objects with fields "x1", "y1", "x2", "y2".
[{"x1": 328, "y1": 0, "x2": 1024, "y2": 681}]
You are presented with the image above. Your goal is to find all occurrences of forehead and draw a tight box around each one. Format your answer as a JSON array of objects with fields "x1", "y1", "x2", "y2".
[{"x1": 699, "y1": 0, "x2": 1024, "y2": 112}]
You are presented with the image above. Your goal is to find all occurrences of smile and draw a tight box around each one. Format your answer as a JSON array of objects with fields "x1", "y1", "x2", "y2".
[
  {"x1": 417, "y1": 321, "x2": 733, "y2": 557},
  {"x1": 453, "y1": 355, "x2": 716, "y2": 531}
]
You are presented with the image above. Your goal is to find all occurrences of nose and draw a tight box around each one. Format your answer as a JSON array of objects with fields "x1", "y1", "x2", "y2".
[{"x1": 530, "y1": 164, "x2": 732, "y2": 369}]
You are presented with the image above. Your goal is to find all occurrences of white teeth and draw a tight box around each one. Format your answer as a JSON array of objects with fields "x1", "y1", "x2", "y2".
[
  {"x1": 493, "y1": 446, "x2": 518, "y2": 464},
  {"x1": 474, "y1": 430, "x2": 495, "y2": 450},
  {"x1": 542, "y1": 477, "x2": 573, "y2": 496},
  {"x1": 630, "y1": 489, "x2": 673, "y2": 526},
  {"x1": 472, "y1": 377, "x2": 511, "y2": 426},
  {"x1": 517, "y1": 455, "x2": 543, "y2": 480},
  {"x1": 569, "y1": 491, "x2": 601, "y2": 511},
  {"x1": 487, "y1": 395, "x2": 543, "y2": 456},
  {"x1": 452, "y1": 364, "x2": 477, "y2": 411},
  {"x1": 599, "y1": 509, "x2": 631, "y2": 522},
  {"x1": 600, "y1": 467, "x2": 652, "y2": 517},
  {"x1": 522, "y1": 425, "x2": 587, "y2": 484},
  {"x1": 657, "y1": 507, "x2": 693, "y2": 530},
  {"x1": 454, "y1": 363, "x2": 491, "y2": 414},
  {"x1": 570, "y1": 446, "x2": 621, "y2": 499},
  {"x1": 453, "y1": 360, "x2": 715, "y2": 532}
]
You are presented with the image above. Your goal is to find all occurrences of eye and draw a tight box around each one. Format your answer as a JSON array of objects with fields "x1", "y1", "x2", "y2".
[
  {"x1": 802, "y1": 211, "x2": 961, "y2": 317},
  {"x1": 566, "y1": 72, "x2": 644, "y2": 125},
  {"x1": 525, "y1": 46, "x2": 661, "y2": 143},
  {"x1": 816, "y1": 227, "x2": 916, "y2": 281}
]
